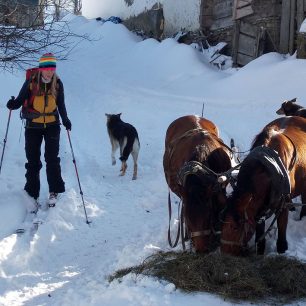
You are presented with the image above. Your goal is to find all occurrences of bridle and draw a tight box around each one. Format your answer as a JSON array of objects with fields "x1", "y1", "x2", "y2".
[
  {"x1": 177, "y1": 160, "x2": 240, "y2": 193},
  {"x1": 186, "y1": 197, "x2": 220, "y2": 240},
  {"x1": 177, "y1": 159, "x2": 239, "y2": 241},
  {"x1": 220, "y1": 197, "x2": 256, "y2": 248},
  {"x1": 220, "y1": 194, "x2": 288, "y2": 249}
]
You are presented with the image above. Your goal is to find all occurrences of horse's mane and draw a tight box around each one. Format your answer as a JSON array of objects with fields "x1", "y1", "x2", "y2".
[
  {"x1": 223, "y1": 128, "x2": 273, "y2": 220},
  {"x1": 184, "y1": 174, "x2": 216, "y2": 207},
  {"x1": 226, "y1": 158, "x2": 268, "y2": 222},
  {"x1": 184, "y1": 135, "x2": 230, "y2": 210},
  {"x1": 191, "y1": 136, "x2": 231, "y2": 173}
]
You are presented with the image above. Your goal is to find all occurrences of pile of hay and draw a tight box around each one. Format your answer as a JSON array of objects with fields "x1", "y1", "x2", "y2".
[{"x1": 109, "y1": 252, "x2": 306, "y2": 303}]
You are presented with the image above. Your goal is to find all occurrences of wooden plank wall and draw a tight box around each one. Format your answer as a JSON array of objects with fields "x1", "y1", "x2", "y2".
[
  {"x1": 201, "y1": 0, "x2": 214, "y2": 30},
  {"x1": 280, "y1": 0, "x2": 306, "y2": 54},
  {"x1": 202, "y1": 0, "x2": 306, "y2": 64},
  {"x1": 233, "y1": 0, "x2": 253, "y2": 20},
  {"x1": 232, "y1": 0, "x2": 282, "y2": 66},
  {"x1": 200, "y1": 0, "x2": 234, "y2": 54},
  {"x1": 211, "y1": 0, "x2": 233, "y2": 30},
  {"x1": 238, "y1": 22, "x2": 256, "y2": 65}
]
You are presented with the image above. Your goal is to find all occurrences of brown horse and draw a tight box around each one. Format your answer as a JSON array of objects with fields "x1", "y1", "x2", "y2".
[
  {"x1": 221, "y1": 116, "x2": 306, "y2": 256},
  {"x1": 163, "y1": 115, "x2": 233, "y2": 253}
]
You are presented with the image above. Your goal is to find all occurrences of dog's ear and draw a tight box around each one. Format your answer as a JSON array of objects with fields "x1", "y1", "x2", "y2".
[{"x1": 289, "y1": 98, "x2": 297, "y2": 103}]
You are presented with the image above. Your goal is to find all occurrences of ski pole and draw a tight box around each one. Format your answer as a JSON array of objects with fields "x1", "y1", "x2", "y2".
[
  {"x1": 0, "y1": 109, "x2": 12, "y2": 175},
  {"x1": 66, "y1": 129, "x2": 91, "y2": 225}
]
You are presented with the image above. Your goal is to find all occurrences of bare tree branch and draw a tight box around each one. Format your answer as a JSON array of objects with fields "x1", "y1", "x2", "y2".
[{"x1": 0, "y1": 0, "x2": 86, "y2": 72}]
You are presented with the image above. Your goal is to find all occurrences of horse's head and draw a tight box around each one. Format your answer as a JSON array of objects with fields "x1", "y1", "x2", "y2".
[
  {"x1": 220, "y1": 194, "x2": 257, "y2": 255},
  {"x1": 179, "y1": 160, "x2": 228, "y2": 253},
  {"x1": 221, "y1": 159, "x2": 272, "y2": 256}
]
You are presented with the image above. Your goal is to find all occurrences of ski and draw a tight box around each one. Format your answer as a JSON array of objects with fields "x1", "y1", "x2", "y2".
[
  {"x1": 16, "y1": 210, "x2": 38, "y2": 235},
  {"x1": 16, "y1": 195, "x2": 58, "y2": 235},
  {"x1": 30, "y1": 219, "x2": 43, "y2": 234},
  {"x1": 16, "y1": 228, "x2": 26, "y2": 234},
  {"x1": 16, "y1": 215, "x2": 43, "y2": 235}
]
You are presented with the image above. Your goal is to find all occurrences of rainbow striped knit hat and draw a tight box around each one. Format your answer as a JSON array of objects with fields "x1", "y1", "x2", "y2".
[{"x1": 39, "y1": 53, "x2": 56, "y2": 71}]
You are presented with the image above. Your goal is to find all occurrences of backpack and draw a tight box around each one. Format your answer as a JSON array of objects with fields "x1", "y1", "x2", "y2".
[
  {"x1": 26, "y1": 67, "x2": 39, "y2": 80},
  {"x1": 21, "y1": 68, "x2": 43, "y2": 119}
]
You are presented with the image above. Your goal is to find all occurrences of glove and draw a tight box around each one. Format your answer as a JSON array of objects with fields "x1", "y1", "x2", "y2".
[
  {"x1": 62, "y1": 118, "x2": 72, "y2": 130},
  {"x1": 6, "y1": 96, "x2": 17, "y2": 110}
]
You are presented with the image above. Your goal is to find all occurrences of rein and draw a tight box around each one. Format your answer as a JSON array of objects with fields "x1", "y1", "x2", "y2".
[
  {"x1": 255, "y1": 198, "x2": 286, "y2": 246},
  {"x1": 167, "y1": 190, "x2": 189, "y2": 250},
  {"x1": 167, "y1": 189, "x2": 216, "y2": 250},
  {"x1": 282, "y1": 133, "x2": 297, "y2": 172}
]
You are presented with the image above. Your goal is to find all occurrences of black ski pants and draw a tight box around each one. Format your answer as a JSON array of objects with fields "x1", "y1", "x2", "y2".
[{"x1": 24, "y1": 125, "x2": 65, "y2": 199}]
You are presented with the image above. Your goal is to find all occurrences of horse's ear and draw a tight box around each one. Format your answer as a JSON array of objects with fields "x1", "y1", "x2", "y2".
[
  {"x1": 118, "y1": 113, "x2": 122, "y2": 117},
  {"x1": 289, "y1": 98, "x2": 297, "y2": 103},
  {"x1": 105, "y1": 113, "x2": 110, "y2": 117}
]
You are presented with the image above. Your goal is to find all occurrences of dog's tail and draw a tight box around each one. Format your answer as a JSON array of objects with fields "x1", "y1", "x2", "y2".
[{"x1": 120, "y1": 134, "x2": 140, "y2": 162}]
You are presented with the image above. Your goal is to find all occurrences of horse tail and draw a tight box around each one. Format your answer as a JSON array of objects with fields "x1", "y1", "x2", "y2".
[{"x1": 251, "y1": 124, "x2": 280, "y2": 149}]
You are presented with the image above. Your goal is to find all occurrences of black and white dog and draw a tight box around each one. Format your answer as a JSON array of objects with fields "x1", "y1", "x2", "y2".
[
  {"x1": 105, "y1": 113, "x2": 140, "y2": 180},
  {"x1": 276, "y1": 98, "x2": 306, "y2": 118}
]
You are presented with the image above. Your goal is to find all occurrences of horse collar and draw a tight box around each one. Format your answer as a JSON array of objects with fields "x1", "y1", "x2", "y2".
[{"x1": 249, "y1": 146, "x2": 291, "y2": 196}]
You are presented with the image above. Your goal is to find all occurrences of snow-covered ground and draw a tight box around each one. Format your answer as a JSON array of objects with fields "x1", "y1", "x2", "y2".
[{"x1": 1, "y1": 15, "x2": 306, "y2": 306}]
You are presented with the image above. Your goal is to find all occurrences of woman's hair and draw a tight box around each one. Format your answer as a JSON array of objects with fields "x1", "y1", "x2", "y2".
[{"x1": 34, "y1": 71, "x2": 58, "y2": 98}]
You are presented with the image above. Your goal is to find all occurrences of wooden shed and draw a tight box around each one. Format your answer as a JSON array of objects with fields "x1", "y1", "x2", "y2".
[{"x1": 201, "y1": 0, "x2": 306, "y2": 66}]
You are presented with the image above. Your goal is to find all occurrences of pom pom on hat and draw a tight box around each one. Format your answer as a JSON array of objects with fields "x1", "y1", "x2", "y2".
[{"x1": 39, "y1": 53, "x2": 56, "y2": 71}]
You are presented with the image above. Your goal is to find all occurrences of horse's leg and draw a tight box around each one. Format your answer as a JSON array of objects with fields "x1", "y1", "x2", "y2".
[
  {"x1": 299, "y1": 191, "x2": 306, "y2": 219},
  {"x1": 255, "y1": 221, "x2": 266, "y2": 255},
  {"x1": 276, "y1": 208, "x2": 288, "y2": 253}
]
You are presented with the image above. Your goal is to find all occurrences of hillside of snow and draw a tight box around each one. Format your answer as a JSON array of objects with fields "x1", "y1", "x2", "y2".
[{"x1": 0, "y1": 15, "x2": 306, "y2": 305}]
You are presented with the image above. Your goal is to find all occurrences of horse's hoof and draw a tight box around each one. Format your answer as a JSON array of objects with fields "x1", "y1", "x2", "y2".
[
  {"x1": 299, "y1": 207, "x2": 306, "y2": 219},
  {"x1": 112, "y1": 161, "x2": 116, "y2": 165},
  {"x1": 277, "y1": 240, "x2": 288, "y2": 253},
  {"x1": 132, "y1": 176, "x2": 137, "y2": 180},
  {"x1": 256, "y1": 240, "x2": 266, "y2": 255}
]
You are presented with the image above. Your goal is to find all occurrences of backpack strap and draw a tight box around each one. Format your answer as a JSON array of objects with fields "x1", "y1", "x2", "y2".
[{"x1": 21, "y1": 74, "x2": 41, "y2": 119}]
